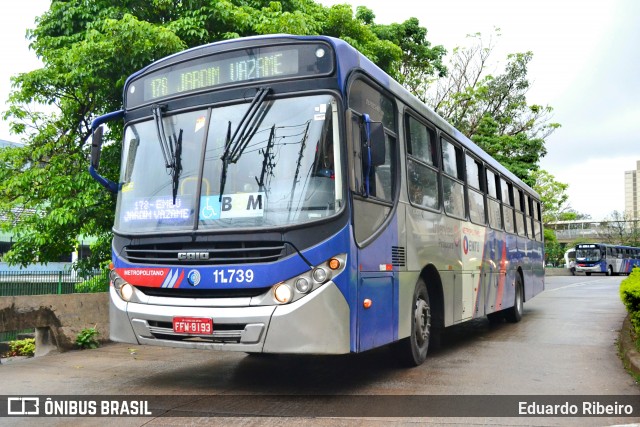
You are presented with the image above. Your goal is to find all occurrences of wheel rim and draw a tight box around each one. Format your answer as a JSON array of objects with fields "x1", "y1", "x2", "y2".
[{"x1": 414, "y1": 297, "x2": 431, "y2": 347}]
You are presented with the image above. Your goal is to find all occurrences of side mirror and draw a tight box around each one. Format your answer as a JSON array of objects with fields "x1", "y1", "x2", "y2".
[
  {"x1": 88, "y1": 109, "x2": 124, "y2": 193},
  {"x1": 361, "y1": 114, "x2": 386, "y2": 197},
  {"x1": 368, "y1": 121, "x2": 386, "y2": 167},
  {"x1": 91, "y1": 125, "x2": 104, "y2": 170},
  {"x1": 362, "y1": 115, "x2": 386, "y2": 167}
]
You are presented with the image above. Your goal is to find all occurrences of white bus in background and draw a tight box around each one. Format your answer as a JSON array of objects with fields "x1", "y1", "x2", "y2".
[{"x1": 564, "y1": 247, "x2": 576, "y2": 274}]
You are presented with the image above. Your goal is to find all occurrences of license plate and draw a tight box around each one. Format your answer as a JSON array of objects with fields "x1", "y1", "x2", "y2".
[{"x1": 172, "y1": 317, "x2": 213, "y2": 335}]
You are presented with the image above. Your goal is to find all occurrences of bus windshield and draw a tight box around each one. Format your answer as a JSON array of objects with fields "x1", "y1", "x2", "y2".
[
  {"x1": 576, "y1": 248, "x2": 602, "y2": 261},
  {"x1": 114, "y1": 94, "x2": 342, "y2": 233}
]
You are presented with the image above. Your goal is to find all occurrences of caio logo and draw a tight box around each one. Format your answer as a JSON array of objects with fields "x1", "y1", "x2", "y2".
[{"x1": 177, "y1": 252, "x2": 209, "y2": 261}]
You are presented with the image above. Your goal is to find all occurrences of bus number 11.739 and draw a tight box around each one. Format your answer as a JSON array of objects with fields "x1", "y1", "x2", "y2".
[{"x1": 212, "y1": 269, "x2": 254, "y2": 284}]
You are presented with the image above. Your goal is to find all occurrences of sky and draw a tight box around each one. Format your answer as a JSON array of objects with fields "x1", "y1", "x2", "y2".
[{"x1": 1, "y1": 0, "x2": 639, "y2": 220}]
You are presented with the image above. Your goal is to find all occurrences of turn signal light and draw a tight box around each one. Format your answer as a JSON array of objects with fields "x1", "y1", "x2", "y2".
[{"x1": 328, "y1": 258, "x2": 341, "y2": 270}]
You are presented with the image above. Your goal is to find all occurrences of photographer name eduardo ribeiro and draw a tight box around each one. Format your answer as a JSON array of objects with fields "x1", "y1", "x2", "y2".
[{"x1": 518, "y1": 400, "x2": 634, "y2": 416}]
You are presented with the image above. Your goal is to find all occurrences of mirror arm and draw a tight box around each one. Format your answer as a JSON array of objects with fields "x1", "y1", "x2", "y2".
[
  {"x1": 91, "y1": 110, "x2": 124, "y2": 132},
  {"x1": 89, "y1": 165, "x2": 119, "y2": 193},
  {"x1": 88, "y1": 110, "x2": 125, "y2": 194}
]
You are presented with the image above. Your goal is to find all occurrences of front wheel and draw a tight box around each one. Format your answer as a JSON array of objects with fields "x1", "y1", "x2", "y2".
[
  {"x1": 395, "y1": 279, "x2": 431, "y2": 366},
  {"x1": 606, "y1": 266, "x2": 613, "y2": 276},
  {"x1": 504, "y1": 274, "x2": 523, "y2": 323}
]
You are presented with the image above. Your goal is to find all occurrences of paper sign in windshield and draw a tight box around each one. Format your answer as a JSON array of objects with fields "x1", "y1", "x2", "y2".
[{"x1": 200, "y1": 193, "x2": 265, "y2": 220}]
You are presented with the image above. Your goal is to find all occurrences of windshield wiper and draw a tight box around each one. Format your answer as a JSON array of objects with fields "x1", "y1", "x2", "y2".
[
  {"x1": 219, "y1": 87, "x2": 271, "y2": 200},
  {"x1": 255, "y1": 124, "x2": 276, "y2": 191},
  {"x1": 152, "y1": 104, "x2": 183, "y2": 204}
]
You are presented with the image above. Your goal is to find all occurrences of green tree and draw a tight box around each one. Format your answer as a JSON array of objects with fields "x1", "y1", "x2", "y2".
[
  {"x1": 543, "y1": 228, "x2": 564, "y2": 267},
  {"x1": 426, "y1": 32, "x2": 560, "y2": 186},
  {"x1": 368, "y1": 16, "x2": 447, "y2": 93},
  {"x1": 531, "y1": 169, "x2": 570, "y2": 224},
  {"x1": 1, "y1": 1, "x2": 445, "y2": 268}
]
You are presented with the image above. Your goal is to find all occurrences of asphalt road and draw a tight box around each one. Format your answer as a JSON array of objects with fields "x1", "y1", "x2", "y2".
[{"x1": 1, "y1": 275, "x2": 639, "y2": 426}]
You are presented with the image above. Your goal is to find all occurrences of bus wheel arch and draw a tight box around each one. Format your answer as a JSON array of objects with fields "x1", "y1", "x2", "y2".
[
  {"x1": 421, "y1": 264, "x2": 444, "y2": 333},
  {"x1": 394, "y1": 265, "x2": 443, "y2": 366},
  {"x1": 504, "y1": 270, "x2": 524, "y2": 323}
]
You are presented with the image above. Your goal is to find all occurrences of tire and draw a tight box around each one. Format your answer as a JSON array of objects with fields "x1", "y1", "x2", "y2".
[
  {"x1": 504, "y1": 274, "x2": 523, "y2": 323},
  {"x1": 586, "y1": 272, "x2": 591, "y2": 276},
  {"x1": 606, "y1": 266, "x2": 612, "y2": 276},
  {"x1": 396, "y1": 279, "x2": 431, "y2": 367}
]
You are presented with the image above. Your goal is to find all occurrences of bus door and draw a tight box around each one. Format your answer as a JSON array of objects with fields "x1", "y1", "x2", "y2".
[{"x1": 346, "y1": 78, "x2": 400, "y2": 351}]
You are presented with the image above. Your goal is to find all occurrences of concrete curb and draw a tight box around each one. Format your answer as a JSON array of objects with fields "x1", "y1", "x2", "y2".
[
  {"x1": 544, "y1": 268, "x2": 572, "y2": 276},
  {"x1": 619, "y1": 315, "x2": 640, "y2": 378}
]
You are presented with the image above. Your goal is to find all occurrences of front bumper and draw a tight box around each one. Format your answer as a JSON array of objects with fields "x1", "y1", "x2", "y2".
[
  {"x1": 109, "y1": 281, "x2": 351, "y2": 354},
  {"x1": 575, "y1": 264, "x2": 603, "y2": 273}
]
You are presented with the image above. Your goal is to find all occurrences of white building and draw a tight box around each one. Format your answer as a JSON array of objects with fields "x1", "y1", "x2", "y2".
[{"x1": 625, "y1": 160, "x2": 640, "y2": 219}]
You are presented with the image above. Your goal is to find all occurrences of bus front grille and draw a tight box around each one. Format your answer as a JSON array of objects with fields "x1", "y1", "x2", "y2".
[{"x1": 124, "y1": 241, "x2": 287, "y2": 265}]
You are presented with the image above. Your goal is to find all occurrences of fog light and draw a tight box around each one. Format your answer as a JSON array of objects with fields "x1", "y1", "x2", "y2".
[
  {"x1": 120, "y1": 283, "x2": 134, "y2": 301},
  {"x1": 295, "y1": 277, "x2": 311, "y2": 293},
  {"x1": 273, "y1": 283, "x2": 293, "y2": 303},
  {"x1": 312, "y1": 267, "x2": 328, "y2": 283}
]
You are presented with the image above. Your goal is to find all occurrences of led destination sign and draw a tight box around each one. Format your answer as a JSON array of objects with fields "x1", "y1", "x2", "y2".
[
  {"x1": 126, "y1": 43, "x2": 334, "y2": 107},
  {"x1": 144, "y1": 50, "x2": 297, "y2": 100}
]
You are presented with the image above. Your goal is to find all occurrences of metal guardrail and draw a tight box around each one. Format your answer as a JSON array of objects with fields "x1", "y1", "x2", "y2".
[{"x1": 0, "y1": 269, "x2": 109, "y2": 297}]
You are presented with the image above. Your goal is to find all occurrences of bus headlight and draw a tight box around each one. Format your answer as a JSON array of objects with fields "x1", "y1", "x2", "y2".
[
  {"x1": 273, "y1": 283, "x2": 293, "y2": 303},
  {"x1": 120, "y1": 283, "x2": 135, "y2": 302},
  {"x1": 109, "y1": 268, "x2": 138, "y2": 303},
  {"x1": 312, "y1": 267, "x2": 328, "y2": 283},
  {"x1": 295, "y1": 277, "x2": 311, "y2": 293},
  {"x1": 256, "y1": 254, "x2": 347, "y2": 306}
]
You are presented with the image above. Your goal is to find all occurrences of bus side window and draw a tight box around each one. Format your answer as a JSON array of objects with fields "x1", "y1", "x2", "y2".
[
  {"x1": 441, "y1": 138, "x2": 464, "y2": 218},
  {"x1": 524, "y1": 195, "x2": 532, "y2": 238},
  {"x1": 500, "y1": 178, "x2": 515, "y2": 234},
  {"x1": 465, "y1": 154, "x2": 485, "y2": 225},
  {"x1": 486, "y1": 169, "x2": 502, "y2": 230},
  {"x1": 369, "y1": 132, "x2": 395, "y2": 201},
  {"x1": 532, "y1": 200, "x2": 542, "y2": 241},
  {"x1": 514, "y1": 187, "x2": 526, "y2": 237},
  {"x1": 406, "y1": 115, "x2": 439, "y2": 210},
  {"x1": 348, "y1": 79, "x2": 396, "y2": 202}
]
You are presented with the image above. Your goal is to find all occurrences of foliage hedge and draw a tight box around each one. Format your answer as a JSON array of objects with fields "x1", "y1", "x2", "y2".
[
  {"x1": 8, "y1": 338, "x2": 35, "y2": 357},
  {"x1": 620, "y1": 267, "x2": 640, "y2": 336}
]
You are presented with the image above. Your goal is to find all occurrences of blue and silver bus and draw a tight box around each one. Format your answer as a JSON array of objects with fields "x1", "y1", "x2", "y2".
[
  {"x1": 89, "y1": 35, "x2": 545, "y2": 366},
  {"x1": 575, "y1": 243, "x2": 640, "y2": 276}
]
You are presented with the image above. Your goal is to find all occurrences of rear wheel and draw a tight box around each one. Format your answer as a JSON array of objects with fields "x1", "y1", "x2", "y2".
[
  {"x1": 586, "y1": 272, "x2": 591, "y2": 276},
  {"x1": 396, "y1": 279, "x2": 431, "y2": 366},
  {"x1": 504, "y1": 274, "x2": 523, "y2": 323}
]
